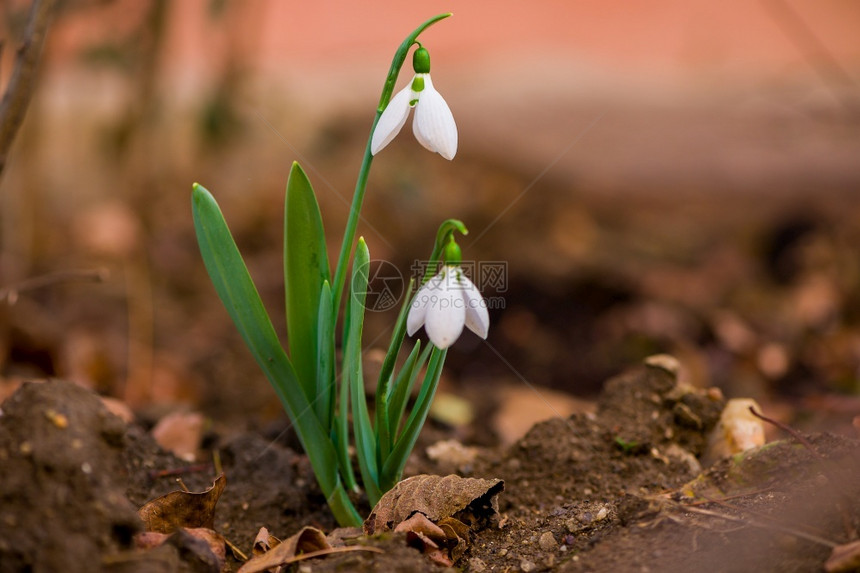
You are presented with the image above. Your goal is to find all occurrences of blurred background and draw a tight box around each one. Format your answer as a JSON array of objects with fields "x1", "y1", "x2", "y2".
[{"x1": 2, "y1": 0, "x2": 860, "y2": 441}]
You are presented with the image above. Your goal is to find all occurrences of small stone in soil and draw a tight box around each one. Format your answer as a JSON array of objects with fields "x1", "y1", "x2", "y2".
[
  {"x1": 468, "y1": 557, "x2": 487, "y2": 571},
  {"x1": 539, "y1": 531, "x2": 557, "y2": 550}
]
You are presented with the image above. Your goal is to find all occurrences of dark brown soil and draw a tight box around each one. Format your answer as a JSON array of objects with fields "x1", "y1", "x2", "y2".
[{"x1": 1, "y1": 364, "x2": 857, "y2": 572}]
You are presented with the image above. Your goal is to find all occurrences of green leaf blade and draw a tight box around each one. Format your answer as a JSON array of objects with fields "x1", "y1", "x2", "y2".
[
  {"x1": 191, "y1": 183, "x2": 360, "y2": 526},
  {"x1": 345, "y1": 238, "x2": 382, "y2": 504},
  {"x1": 380, "y1": 346, "x2": 446, "y2": 492},
  {"x1": 284, "y1": 162, "x2": 331, "y2": 401}
]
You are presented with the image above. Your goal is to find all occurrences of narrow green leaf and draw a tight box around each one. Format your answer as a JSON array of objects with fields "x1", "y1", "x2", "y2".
[
  {"x1": 334, "y1": 390, "x2": 358, "y2": 492},
  {"x1": 380, "y1": 346, "x2": 446, "y2": 491},
  {"x1": 387, "y1": 341, "x2": 432, "y2": 441},
  {"x1": 374, "y1": 278, "x2": 415, "y2": 459},
  {"x1": 316, "y1": 281, "x2": 335, "y2": 430},
  {"x1": 191, "y1": 184, "x2": 360, "y2": 524},
  {"x1": 284, "y1": 162, "x2": 330, "y2": 401},
  {"x1": 345, "y1": 238, "x2": 382, "y2": 504}
]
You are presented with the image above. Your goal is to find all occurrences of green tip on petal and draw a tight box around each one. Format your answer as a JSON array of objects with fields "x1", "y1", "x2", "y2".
[
  {"x1": 411, "y1": 75, "x2": 425, "y2": 93},
  {"x1": 413, "y1": 46, "x2": 431, "y2": 74}
]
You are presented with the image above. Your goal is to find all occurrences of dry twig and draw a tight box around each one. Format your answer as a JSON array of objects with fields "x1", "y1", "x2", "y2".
[{"x1": 0, "y1": 0, "x2": 56, "y2": 178}]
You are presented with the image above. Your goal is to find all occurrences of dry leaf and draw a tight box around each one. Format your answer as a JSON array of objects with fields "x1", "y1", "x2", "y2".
[
  {"x1": 702, "y1": 398, "x2": 766, "y2": 466},
  {"x1": 151, "y1": 411, "x2": 205, "y2": 461},
  {"x1": 364, "y1": 474, "x2": 504, "y2": 534},
  {"x1": 237, "y1": 526, "x2": 330, "y2": 573},
  {"x1": 252, "y1": 526, "x2": 281, "y2": 557},
  {"x1": 325, "y1": 526, "x2": 363, "y2": 547},
  {"x1": 135, "y1": 527, "x2": 226, "y2": 572},
  {"x1": 394, "y1": 512, "x2": 446, "y2": 538},
  {"x1": 394, "y1": 513, "x2": 452, "y2": 567},
  {"x1": 138, "y1": 474, "x2": 226, "y2": 533}
]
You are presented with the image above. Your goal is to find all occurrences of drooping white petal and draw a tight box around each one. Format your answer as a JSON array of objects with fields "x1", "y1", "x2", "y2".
[
  {"x1": 424, "y1": 288, "x2": 466, "y2": 349},
  {"x1": 412, "y1": 75, "x2": 458, "y2": 160},
  {"x1": 371, "y1": 85, "x2": 413, "y2": 155},
  {"x1": 459, "y1": 275, "x2": 490, "y2": 339},
  {"x1": 406, "y1": 272, "x2": 443, "y2": 335},
  {"x1": 406, "y1": 287, "x2": 429, "y2": 336}
]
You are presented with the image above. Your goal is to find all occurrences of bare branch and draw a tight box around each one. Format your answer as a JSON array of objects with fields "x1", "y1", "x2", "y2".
[{"x1": 0, "y1": 0, "x2": 57, "y2": 179}]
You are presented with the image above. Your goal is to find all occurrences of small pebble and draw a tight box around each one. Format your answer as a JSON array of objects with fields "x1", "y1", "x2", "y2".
[
  {"x1": 520, "y1": 559, "x2": 536, "y2": 572},
  {"x1": 468, "y1": 557, "x2": 487, "y2": 572},
  {"x1": 44, "y1": 409, "x2": 68, "y2": 429},
  {"x1": 539, "y1": 531, "x2": 558, "y2": 551}
]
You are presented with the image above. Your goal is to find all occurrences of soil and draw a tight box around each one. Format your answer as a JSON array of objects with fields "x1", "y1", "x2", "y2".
[{"x1": 1, "y1": 364, "x2": 857, "y2": 572}]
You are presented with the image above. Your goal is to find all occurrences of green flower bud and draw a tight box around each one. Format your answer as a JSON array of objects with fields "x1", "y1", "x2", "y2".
[{"x1": 413, "y1": 46, "x2": 431, "y2": 74}]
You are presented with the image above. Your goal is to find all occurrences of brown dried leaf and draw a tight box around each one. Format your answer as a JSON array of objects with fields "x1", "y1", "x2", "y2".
[
  {"x1": 252, "y1": 526, "x2": 281, "y2": 557},
  {"x1": 151, "y1": 411, "x2": 205, "y2": 461},
  {"x1": 364, "y1": 474, "x2": 504, "y2": 534},
  {"x1": 394, "y1": 512, "x2": 446, "y2": 539},
  {"x1": 325, "y1": 526, "x2": 363, "y2": 547},
  {"x1": 138, "y1": 474, "x2": 226, "y2": 533},
  {"x1": 135, "y1": 528, "x2": 226, "y2": 571},
  {"x1": 237, "y1": 526, "x2": 330, "y2": 573}
]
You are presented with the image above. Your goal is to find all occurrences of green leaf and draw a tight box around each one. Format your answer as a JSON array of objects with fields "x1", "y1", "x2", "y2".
[
  {"x1": 387, "y1": 341, "x2": 432, "y2": 441},
  {"x1": 380, "y1": 346, "x2": 446, "y2": 492},
  {"x1": 374, "y1": 278, "x2": 415, "y2": 459},
  {"x1": 284, "y1": 162, "x2": 330, "y2": 401},
  {"x1": 345, "y1": 238, "x2": 382, "y2": 504},
  {"x1": 316, "y1": 281, "x2": 335, "y2": 430},
  {"x1": 191, "y1": 183, "x2": 361, "y2": 527}
]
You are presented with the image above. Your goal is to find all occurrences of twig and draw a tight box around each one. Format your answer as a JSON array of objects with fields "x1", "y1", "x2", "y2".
[
  {"x1": 0, "y1": 0, "x2": 57, "y2": 179},
  {"x1": 287, "y1": 545, "x2": 385, "y2": 562},
  {"x1": 224, "y1": 537, "x2": 248, "y2": 561},
  {"x1": 701, "y1": 494, "x2": 834, "y2": 543},
  {"x1": 685, "y1": 487, "x2": 774, "y2": 507},
  {"x1": 678, "y1": 503, "x2": 838, "y2": 548},
  {"x1": 147, "y1": 463, "x2": 213, "y2": 480},
  {"x1": 0, "y1": 268, "x2": 108, "y2": 304},
  {"x1": 748, "y1": 406, "x2": 823, "y2": 458}
]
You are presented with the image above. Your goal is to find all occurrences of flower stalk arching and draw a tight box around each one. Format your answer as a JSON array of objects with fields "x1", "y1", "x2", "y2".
[{"x1": 331, "y1": 12, "x2": 452, "y2": 315}]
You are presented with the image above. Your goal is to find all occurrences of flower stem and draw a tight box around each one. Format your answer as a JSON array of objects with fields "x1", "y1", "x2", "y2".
[{"x1": 331, "y1": 12, "x2": 452, "y2": 314}]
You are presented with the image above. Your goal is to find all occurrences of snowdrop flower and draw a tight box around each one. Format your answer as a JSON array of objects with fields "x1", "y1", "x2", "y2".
[
  {"x1": 407, "y1": 265, "x2": 489, "y2": 349},
  {"x1": 371, "y1": 46, "x2": 457, "y2": 160}
]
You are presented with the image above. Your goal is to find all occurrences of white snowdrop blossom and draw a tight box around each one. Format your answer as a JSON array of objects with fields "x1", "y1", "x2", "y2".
[
  {"x1": 407, "y1": 265, "x2": 489, "y2": 349},
  {"x1": 370, "y1": 73, "x2": 458, "y2": 160}
]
